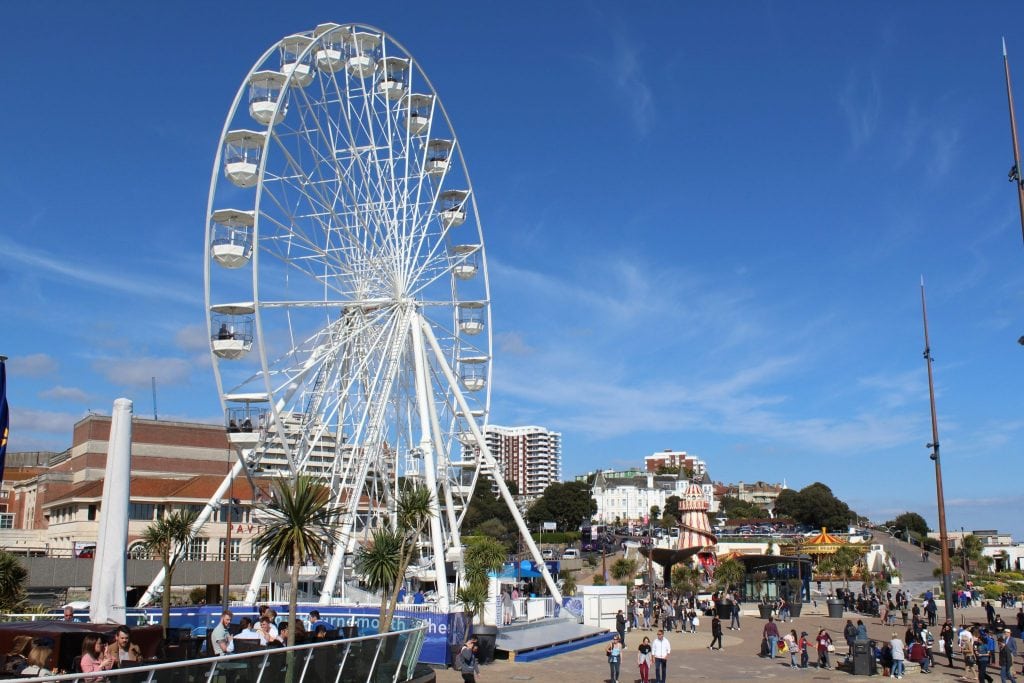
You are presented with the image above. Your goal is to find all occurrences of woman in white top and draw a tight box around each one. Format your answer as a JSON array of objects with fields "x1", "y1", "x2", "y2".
[{"x1": 21, "y1": 640, "x2": 55, "y2": 677}]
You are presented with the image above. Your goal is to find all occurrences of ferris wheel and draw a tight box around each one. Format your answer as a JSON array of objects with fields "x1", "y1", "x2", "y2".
[{"x1": 139, "y1": 23, "x2": 560, "y2": 608}]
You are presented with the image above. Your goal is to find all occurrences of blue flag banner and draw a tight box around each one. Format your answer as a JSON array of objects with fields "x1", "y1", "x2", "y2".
[{"x1": 0, "y1": 361, "x2": 8, "y2": 480}]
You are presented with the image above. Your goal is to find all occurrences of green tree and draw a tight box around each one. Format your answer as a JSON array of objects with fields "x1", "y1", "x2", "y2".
[
  {"x1": 719, "y1": 495, "x2": 767, "y2": 520},
  {"x1": 0, "y1": 551, "x2": 27, "y2": 612},
  {"x1": 461, "y1": 474, "x2": 516, "y2": 543},
  {"x1": 714, "y1": 557, "x2": 745, "y2": 593},
  {"x1": 354, "y1": 481, "x2": 434, "y2": 634},
  {"x1": 777, "y1": 483, "x2": 855, "y2": 531},
  {"x1": 830, "y1": 546, "x2": 864, "y2": 589},
  {"x1": 885, "y1": 512, "x2": 930, "y2": 538},
  {"x1": 664, "y1": 495, "x2": 681, "y2": 519},
  {"x1": 559, "y1": 568, "x2": 577, "y2": 596},
  {"x1": 649, "y1": 505, "x2": 661, "y2": 522},
  {"x1": 671, "y1": 564, "x2": 701, "y2": 594},
  {"x1": 526, "y1": 481, "x2": 596, "y2": 531},
  {"x1": 252, "y1": 475, "x2": 342, "y2": 682},
  {"x1": 142, "y1": 508, "x2": 198, "y2": 638},
  {"x1": 456, "y1": 536, "x2": 507, "y2": 638},
  {"x1": 958, "y1": 534, "x2": 984, "y2": 576},
  {"x1": 661, "y1": 513, "x2": 678, "y2": 529},
  {"x1": 610, "y1": 558, "x2": 638, "y2": 585}
]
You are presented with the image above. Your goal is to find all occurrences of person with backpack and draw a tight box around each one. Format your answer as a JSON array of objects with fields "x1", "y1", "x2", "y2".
[{"x1": 606, "y1": 634, "x2": 623, "y2": 683}]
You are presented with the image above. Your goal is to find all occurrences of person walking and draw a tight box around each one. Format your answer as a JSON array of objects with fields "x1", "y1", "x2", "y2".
[
  {"x1": 816, "y1": 628, "x2": 834, "y2": 670},
  {"x1": 709, "y1": 614, "x2": 723, "y2": 651},
  {"x1": 844, "y1": 619, "x2": 858, "y2": 663},
  {"x1": 616, "y1": 609, "x2": 627, "y2": 648},
  {"x1": 458, "y1": 636, "x2": 480, "y2": 683},
  {"x1": 1004, "y1": 629, "x2": 1018, "y2": 677},
  {"x1": 651, "y1": 629, "x2": 671, "y2": 683},
  {"x1": 636, "y1": 637, "x2": 653, "y2": 683},
  {"x1": 999, "y1": 635, "x2": 1018, "y2": 683},
  {"x1": 891, "y1": 632, "x2": 906, "y2": 679},
  {"x1": 763, "y1": 616, "x2": 781, "y2": 659},
  {"x1": 978, "y1": 629, "x2": 995, "y2": 683},
  {"x1": 606, "y1": 634, "x2": 623, "y2": 683},
  {"x1": 784, "y1": 629, "x2": 799, "y2": 669},
  {"x1": 941, "y1": 621, "x2": 955, "y2": 668}
]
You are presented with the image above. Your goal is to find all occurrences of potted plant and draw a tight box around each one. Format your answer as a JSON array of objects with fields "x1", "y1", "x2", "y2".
[
  {"x1": 786, "y1": 578, "x2": 803, "y2": 617},
  {"x1": 458, "y1": 536, "x2": 506, "y2": 664},
  {"x1": 753, "y1": 572, "x2": 773, "y2": 618}
]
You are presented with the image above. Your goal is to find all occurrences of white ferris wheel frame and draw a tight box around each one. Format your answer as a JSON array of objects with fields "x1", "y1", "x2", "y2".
[{"x1": 139, "y1": 23, "x2": 561, "y2": 608}]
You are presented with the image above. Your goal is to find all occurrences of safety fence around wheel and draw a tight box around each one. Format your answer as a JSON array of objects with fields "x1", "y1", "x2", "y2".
[{"x1": 12, "y1": 622, "x2": 427, "y2": 683}]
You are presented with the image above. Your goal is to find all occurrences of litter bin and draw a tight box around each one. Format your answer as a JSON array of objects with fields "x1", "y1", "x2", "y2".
[
  {"x1": 853, "y1": 639, "x2": 875, "y2": 676},
  {"x1": 827, "y1": 599, "x2": 845, "y2": 619},
  {"x1": 341, "y1": 624, "x2": 359, "y2": 639},
  {"x1": 717, "y1": 601, "x2": 733, "y2": 620},
  {"x1": 474, "y1": 625, "x2": 498, "y2": 664}
]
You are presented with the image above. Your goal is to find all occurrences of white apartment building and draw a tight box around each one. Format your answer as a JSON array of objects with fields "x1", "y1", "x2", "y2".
[
  {"x1": 591, "y1": 471, "x2": 717, "y2": 524},
  {"x1": 483, "y1": 425, "x2": 562, "y2": 498}
]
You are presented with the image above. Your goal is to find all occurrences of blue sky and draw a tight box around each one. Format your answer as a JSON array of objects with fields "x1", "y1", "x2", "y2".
[{"x1": 3, "y1": 2, "x2": 1023, "y2": 537}]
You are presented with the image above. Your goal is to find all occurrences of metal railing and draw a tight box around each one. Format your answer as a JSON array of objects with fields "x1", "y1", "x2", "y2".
[{"x1": 13, "y1": 622, "x2": 427, "y2": 683}]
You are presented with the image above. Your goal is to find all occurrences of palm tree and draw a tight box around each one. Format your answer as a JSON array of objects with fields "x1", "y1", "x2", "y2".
[
  {"x1": 559, "y1": 568, "x2": 577, "y2": 597},
  {"x1": 0, "y1": 551, "x2": 27, "y2": 612},
  {"x1": 958, "y1": 534, "x2": 984, "y2": 577},
  {"x1": 354, "y1": 481, "x2": 434, "y2": 634},
  {"x1": 250, "y1": 475, "x2": 342, "y2": 683},
  {"x1": 142, "y1": 508, "x2": 198, "y2": 638},
  {"x1": 610, "y1": 558, "x2": 637, "y2": 585},
  {"x1": 714, "y1": 557, "x2": 745, "y2": 595},
  {"x1": 454, "y1": 536, "x2": 506, "y2": 639}
]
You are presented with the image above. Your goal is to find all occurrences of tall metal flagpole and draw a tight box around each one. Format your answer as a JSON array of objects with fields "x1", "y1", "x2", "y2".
[
  {"x1": 919, "y1": 278, "x2": 954, "y2": 625},
  {"x1": 1002, "y1": 38, "x2": 1024, "y2": 244}
]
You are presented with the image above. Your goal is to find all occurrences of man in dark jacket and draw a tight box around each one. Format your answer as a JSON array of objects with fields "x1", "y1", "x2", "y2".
[{"x1": 458, "y1": 636, "x2": 480, "y2": 683}]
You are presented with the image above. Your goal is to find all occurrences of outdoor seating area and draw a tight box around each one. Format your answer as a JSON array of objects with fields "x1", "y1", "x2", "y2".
[{"x1": 0, "y1": 617, "x2": 429, "y2": 682}]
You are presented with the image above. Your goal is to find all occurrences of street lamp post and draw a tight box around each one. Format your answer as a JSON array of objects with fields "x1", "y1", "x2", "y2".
[{"x1": 920, "y1": 280, "x2": 955, "y2": 625}]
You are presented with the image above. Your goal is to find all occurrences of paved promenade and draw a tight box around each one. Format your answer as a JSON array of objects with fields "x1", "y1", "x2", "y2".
[{"x1": 438, "y1": 602, "x2": 1008, "y2": 683}]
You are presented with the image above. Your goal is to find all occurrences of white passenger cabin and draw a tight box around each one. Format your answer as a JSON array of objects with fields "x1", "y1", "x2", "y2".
[
  {"x1": 224, "y1": 393, "x2": 270, "y2": 448},
  {"x1": 279, "y1": 34, "x2": 314, "y2": 87},
  {"x1": 223, "y1": 130, "x2": 265, "y2": 188},
  {"x1": 248, "y1": 71, "x2": 288, "y2": 125},
  {"x1": 209, "y1": 209, "x2": 254, "y2": 269},
  {"x1": 426, "y1": 139, "x2": 452, "y2": 176},
  {"x1": 451, "y1": 244, "x2": 479, "y2": 280},
  {"x1": 439, "y1": 190, "x2": 468, "y2": 228},
  {"x1": 210, "y1": 303, "x2": 255, "y2": 360},
  {"x1": 405, "y1": 93, "x2": 433, "y2": 135},
  {"x1": 313, "y1": 23, "x2": 345, "y2": 73},
  {"x1": 378, "y1": 57, "x2": 409, "y2": 100},
  {"x1": 346, "y1": 31, "x2": 380, "y2": 78},
  {"x1": 459, "y1": 356, "x2": 488, "y2": 392},
  {"x1": 457, "y1": 301, "x2": 485, "y2": 335}
]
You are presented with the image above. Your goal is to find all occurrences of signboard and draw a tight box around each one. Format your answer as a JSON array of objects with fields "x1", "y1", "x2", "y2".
[{"x1": 542, "y1": 521, "x2": 556, "y2": 531}]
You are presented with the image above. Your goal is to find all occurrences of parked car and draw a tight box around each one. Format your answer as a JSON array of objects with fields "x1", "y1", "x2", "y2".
[
  {"x1": 561, "y1": 548, "x2": 580, "y2": 560},
  {"x1": 541, "y1": 548, "x2": 555, "y2": 560}
]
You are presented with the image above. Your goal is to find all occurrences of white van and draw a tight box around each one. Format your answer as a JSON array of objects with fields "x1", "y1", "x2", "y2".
[{"x1": 561, "y1": 548, "x2": 580, "y2": 560}]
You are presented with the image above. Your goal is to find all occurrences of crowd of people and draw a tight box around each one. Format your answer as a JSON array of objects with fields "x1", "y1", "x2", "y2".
[{"x1": 1, "y1": 625, "x2": 143, "y2": 677}]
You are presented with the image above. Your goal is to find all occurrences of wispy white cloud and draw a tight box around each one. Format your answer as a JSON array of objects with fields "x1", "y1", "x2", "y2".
[
  {"x1": 175, "y1": 324, "x2": 210, "y2": 352},
  {"x1": 7, "y1": 353, "x2": 58, "y2": 377},
  {"x1": 0, "y1": 236, "x2": 197, "y2": 305},
  {"x1": 38, "y1": 385, "x2": 92, "y2": 403},
  {"x1": 13, "y1": 407, "x2": 86, "y2": 434},
  {"x1": 838, "y1": 68, "x2": 882, "y2": 149},
  {"x1": 92, "y1": 356, "x2": 193, "y2": 388},
  {"x1": 494, "y1": 331, "x2": 534, "y2": 356},
  {"x1": 607, "y1": 31, "x2": 655, "y2": 137}
]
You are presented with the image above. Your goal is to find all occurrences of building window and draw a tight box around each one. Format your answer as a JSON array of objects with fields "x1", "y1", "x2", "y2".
[
  {"x1": 217, "y1": 503, "x2": 245, "y2": 523},
  {"x1": 0, "y1": 513, "x2": 13, "y2": 529},
  {"x1": 185, "y1": 538, "x2": 208, "y2": 561},
  {"x1": 218, "y1": 538, "x2": 241, "y2": 561},
  {"x1": 128, "y1": 503, "x2": 156, "y2": 521},
  {"x1": 87, "y1": 505, "x2": 97, "y2": 521}
]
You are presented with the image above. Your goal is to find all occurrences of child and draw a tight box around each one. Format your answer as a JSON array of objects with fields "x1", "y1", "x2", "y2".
[{"x1": 799, "y1": 631, "x2": 811, "y2": 668}]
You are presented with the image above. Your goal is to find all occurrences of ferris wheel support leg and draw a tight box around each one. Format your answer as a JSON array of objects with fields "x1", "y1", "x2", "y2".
[
  {"x1": 137, "y1": 457, "x2": 246, "y2": 606},
  {"x1": 244, "y1": 555, "x2": 271, "y2": 604},
  {"x1": 410, "y1": 316, "x2": 451, "y2": 611},
  {"x1": 423, "y1": 363, "x2": 464, "y2": 588},
  {"x1": 419, "y1": 318, "x2": 563, "y2": 604}
]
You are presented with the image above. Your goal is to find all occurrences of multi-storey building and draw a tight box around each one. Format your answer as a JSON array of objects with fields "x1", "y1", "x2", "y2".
[
  {"x1": 591, "y1": 470, "x2": 717, "y2": 524},
  {"x1": 643, "y1": 449, "x2": 707, "y2": 478},
  {"x1": 482, "y1": 425, "x2": 561, "y2": 499},
  {"x1": 715, "y1": 480, "x2": 786, "y2": 515}
]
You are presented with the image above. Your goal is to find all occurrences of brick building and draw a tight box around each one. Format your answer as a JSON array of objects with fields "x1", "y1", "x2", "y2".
[{"x1": 482, "y1": 425, "x2": 561, "y2": 499}]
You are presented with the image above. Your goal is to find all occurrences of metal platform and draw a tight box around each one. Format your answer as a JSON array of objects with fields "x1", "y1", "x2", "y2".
[{"x1": 495, "y1": 618, "x2": 611, "y2": 662}]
